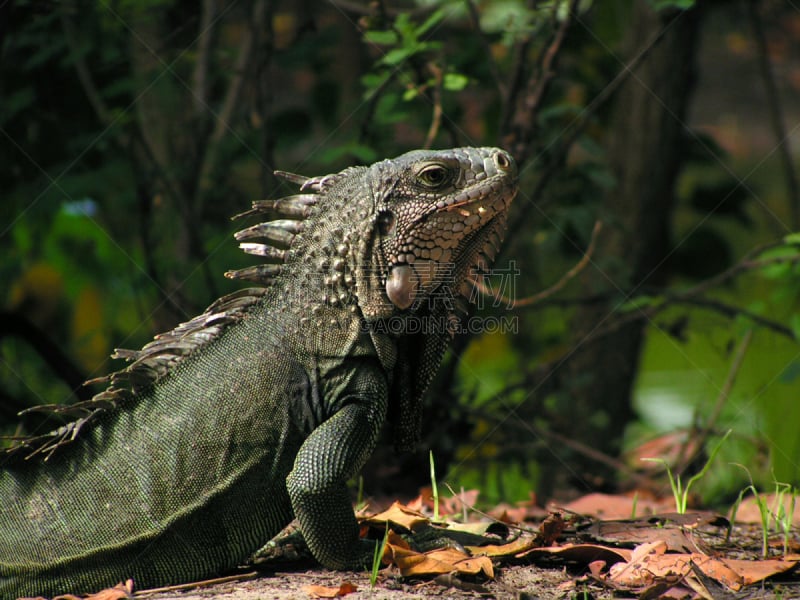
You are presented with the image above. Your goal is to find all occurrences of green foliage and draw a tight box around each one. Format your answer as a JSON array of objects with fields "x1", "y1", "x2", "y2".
[
  {"x1": 730, "y1": 467, "x2": 797, "y2": 558},
  {"x1": 647, "y1": 0, "x2": 696, "y2": 10}
]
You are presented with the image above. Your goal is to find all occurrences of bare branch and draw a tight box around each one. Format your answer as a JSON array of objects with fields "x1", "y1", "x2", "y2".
[
  {"x1": 423, "y1": 63, "x2": 444, "y2": 149},
  {"x1": 472, "y1": 220, "x2": 602, "y2": 308},
  {"x1": 504, "y1": 16, "x2": 679, "y2": 243},
  {"x1": 673, "y1": 237, "x2": 795, "y2": 299},
  {"x1": 663, "y1": 295, "x2": 793, "y2": 339},
  {"x1": 529, "y1": 20, "x2": 670, "y2": 202},
  {"x1": 504, "y1": 0, "x2": 579, "y2": 162},
  {"x1": 674, "y1": 329, "x2": 753, "y2": 477}
]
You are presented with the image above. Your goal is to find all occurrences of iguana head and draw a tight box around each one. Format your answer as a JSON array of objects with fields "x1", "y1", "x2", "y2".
[
  {"x1": 367, "y1": 147, "x2": 517, "y2": 316},
  {"x1": 227, "y1": 147, "x2": 517, "y2": 323}
]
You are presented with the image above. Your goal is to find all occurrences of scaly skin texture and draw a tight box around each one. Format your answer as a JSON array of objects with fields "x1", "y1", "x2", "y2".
[{"x1": 0, "y1": 147, "x2": 517, "y2": 597}]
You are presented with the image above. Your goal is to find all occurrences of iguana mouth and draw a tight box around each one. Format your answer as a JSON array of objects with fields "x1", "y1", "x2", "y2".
[{"x1": 384, "y1": 209, "x2": 509, "y2": 311}]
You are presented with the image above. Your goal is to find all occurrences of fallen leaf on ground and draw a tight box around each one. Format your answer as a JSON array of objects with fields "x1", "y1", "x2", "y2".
[
  {"x1": 580, "y1": 511, "x2": 728, "y2": 553},
  {"x1": 303, "y1": 582, "x2": 357, "y2": 598},
  {"x1": 361, "y1": 501, "x2": 429, "y2": 532},
  {"x1": 488, "y1": 492, "x2": 549, "y2": 524},
  {"x1": 607, "y1": 541, "x2": 800, "y2": 592},
  {"x1": 383, "y1": 534, "x2": 493, "y2": 578},
  {"x1": 719, "y1": 555, "x2": 800, "y2": 586},
  {"x1": 464, "y1": 534, "x2": 538, "y2": 558},
  {"x1": 556, "y1": 492, "x2": 674, "y2": 519},
  {"x1": 521, "y1": 543, "x2": 632, "y2": 566},
  {"x1": 442, "y1": 520, "x2": 509, "y2": 537}
]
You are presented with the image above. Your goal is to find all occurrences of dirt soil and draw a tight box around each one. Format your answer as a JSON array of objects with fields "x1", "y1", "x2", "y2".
[
  {"x1": 140, "y1": 560, "x2": 798, "y2": 600},
  {"x1": 135, "y1": 517, "x2": 800, "y2": 600}
]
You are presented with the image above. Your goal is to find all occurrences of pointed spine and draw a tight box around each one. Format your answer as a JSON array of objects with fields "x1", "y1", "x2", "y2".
[
  {"x1": 224, "y1": 264, "x2": 282, "y2": 284},
  {"x1": 234, "y1": 220, "x2": 303, "y2": 247}
]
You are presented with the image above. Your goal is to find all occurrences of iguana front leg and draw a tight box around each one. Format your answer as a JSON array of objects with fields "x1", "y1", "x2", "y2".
[{"x1": 286, "y1": 366, "x2": 388, "y2": 569}]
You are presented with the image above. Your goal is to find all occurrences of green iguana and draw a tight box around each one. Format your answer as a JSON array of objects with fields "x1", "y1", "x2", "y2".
[{"x1": 0, "y1": 147, "x2": 518, "y2": 597}]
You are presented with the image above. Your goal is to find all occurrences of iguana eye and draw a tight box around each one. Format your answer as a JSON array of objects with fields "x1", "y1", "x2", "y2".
[{"x1": 417, "y1": 164, "x2": 450, "y2": 188}]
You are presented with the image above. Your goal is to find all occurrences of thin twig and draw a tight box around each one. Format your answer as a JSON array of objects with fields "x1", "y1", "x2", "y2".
[
  {"x1": 506, "y1": 0, "x2": 578, "y2": 162},
  {"x1": 520, "y1": 420, "x2": 651, "y2": 486},
  {"x1": 663, "y1": 295, "x2": 793, "y2": 339},
  {"x1": 747, "y1": 0, "x2": 800, "y2": 230},
  {"x1": 473, "y1": 220, "x2": 602, "y2": 308},
  {"x1": 423, "y1": 63, "x2": 444, "y2": 149},
  {"x1": 523, "y1": 0, "x2": 576, "y2": 117},
  {"x1": 521, "y1": 238, "x2": 798, "y2": 344},
  {"x1": 674, "y1": 237, "x2": 795, "y2": 300},
  {"x1": 532, "y1": 23, "x2": 666, "y2": 192},
  {"x1": 504, "y1": 14, "x2": 672, "y2": 242},
  {"x1": 59, "y1": 10, "x2": 188, "y2": 319},
  {"x1": 135, "y1": 571, "x2": 259, "y2": 596},
  {"x1": 706, "y1": 329, "x2": 753, "y2": 435},
  {"x1": 674, "y1": 329, "x2": 753, "y2": 476}
]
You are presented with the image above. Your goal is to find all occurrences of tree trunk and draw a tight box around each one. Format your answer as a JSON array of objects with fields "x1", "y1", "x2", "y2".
[{"x1": 548, "y1": 2, "x2": 703, "y2": 493}]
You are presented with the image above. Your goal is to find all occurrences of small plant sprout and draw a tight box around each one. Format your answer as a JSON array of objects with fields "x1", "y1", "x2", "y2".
[
  {"x1": 429, "y1": 450, "x2": 440, "y2": 521},
  {"x1": 770, "y1": 479, "x2": 796, "y2": 557},
  {"x1": 728, "y1": 486, "x2": 748, "y2": 544},
  {"x1": 356, "y1": 475, "x2": 365, "y2": 511},
  {"x1": 370, "y1": 523, "x2": 389, "y2": 588},
  {"x1": 642, "y1": 429, "x2": 731, "y2": 514},
  {"x1": 732, "y1": 464, "x2": 770, "y2": 558}
]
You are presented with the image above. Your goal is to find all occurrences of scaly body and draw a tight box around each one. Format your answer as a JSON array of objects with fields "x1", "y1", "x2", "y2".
[{"x1": 0, "y1": 147, "x2": 517, "y2": 597}]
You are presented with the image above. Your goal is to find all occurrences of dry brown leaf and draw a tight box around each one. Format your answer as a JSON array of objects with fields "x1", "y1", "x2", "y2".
[
  {"x1": 556, "y1": 492, "x2": 670, "y2": 519},
  {"x1": 522, "y1": 543, "x2": 632, "y2": 566},
  {"x1": 362, "y1": 501, "x2": 429, "y2": 532},
  {"x1": 608, "y1": 542, "x2": 682, "y2": 588},
  {"x1": 717, "y1": 555, "x2": 800, "y2": 586},
  {"x1": 488, "y1": 492, "x2": 548, "y2": 524},
  {"x1": 464, "y1": 534, "x2": 538, "y2": 558},
  {"x1": 538, "y1": 512, "x2": 566, "y2": 546},
  {"x1": 443, "y1": 520, "x2": 508, "y2": 537},
  {"x1": 385, "y1": 540, "x2": 494, "y2": 578},
  {"x1": 303, "y1": 582, "x2": 357, "y2": 598},
  {"x1": 582, "y1": 511, "x2": 727, "y2": 553},
  {"x1": 607, "y1": 545, "x2": 800, "y2": 592}
]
